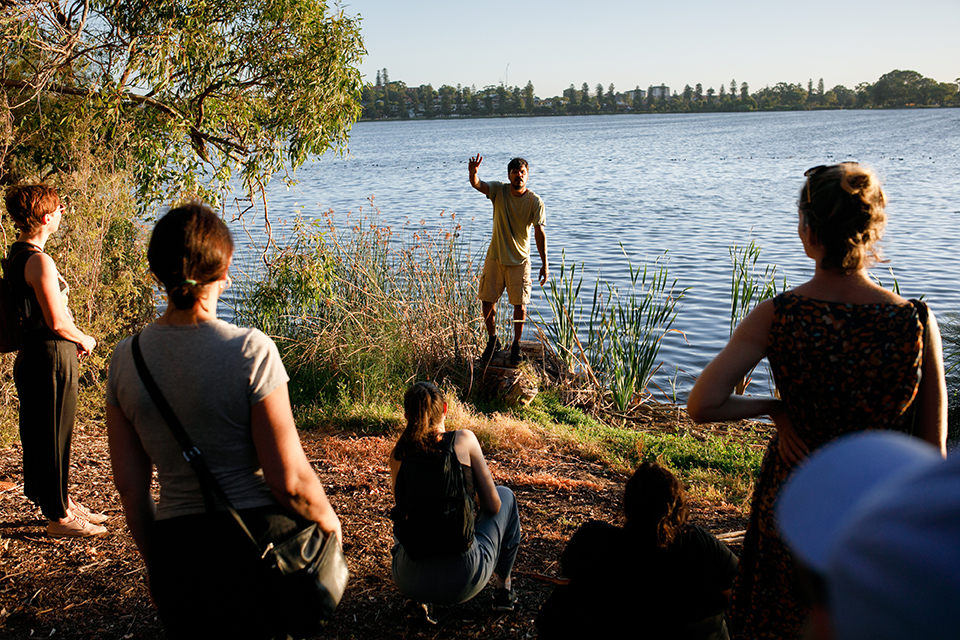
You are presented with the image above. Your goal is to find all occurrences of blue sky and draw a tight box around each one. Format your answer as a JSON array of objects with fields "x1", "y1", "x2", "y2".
[{"x1": 341, "y1": 0, "x2": 959, "y2": 97}]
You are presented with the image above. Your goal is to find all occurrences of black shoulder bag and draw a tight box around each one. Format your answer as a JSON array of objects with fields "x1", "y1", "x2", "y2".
[{"x1": 131, "y1": 333, "x2": 349, "y2": 637}]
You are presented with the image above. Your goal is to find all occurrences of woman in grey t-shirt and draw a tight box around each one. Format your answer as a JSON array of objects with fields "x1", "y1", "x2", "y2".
[{"x1": 107, "y1": 203, "x2": 341, "y2": 639}]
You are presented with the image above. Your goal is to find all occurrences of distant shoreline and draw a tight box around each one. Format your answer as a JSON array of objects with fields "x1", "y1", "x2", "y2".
[{"x1": 358, "y1": 104, "x2": 956, "y2": 123}]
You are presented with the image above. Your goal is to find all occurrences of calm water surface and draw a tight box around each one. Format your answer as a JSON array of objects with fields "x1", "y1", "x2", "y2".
[{"x1": 232, "y1": 109, "x2": 960, "y2": 402}]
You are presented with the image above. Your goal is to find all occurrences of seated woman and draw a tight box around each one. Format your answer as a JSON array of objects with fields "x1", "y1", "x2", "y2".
[
  {"x1": 537, "y1": 462, "x2": 739, "y2": 639},
  {"x1": 107, "y1": 203, "x2": 341, "y2": 639},
  {"x1": 389, "y1": 381, "x2": 521, "y2": 616}
]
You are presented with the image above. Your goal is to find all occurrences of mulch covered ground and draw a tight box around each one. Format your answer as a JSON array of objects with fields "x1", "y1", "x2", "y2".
[{"x1": 0, "y1": 414, "x2": 751, "y2": 639}]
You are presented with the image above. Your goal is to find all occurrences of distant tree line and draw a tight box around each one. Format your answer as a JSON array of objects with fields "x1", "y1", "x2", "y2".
[{"x1": 361, "y1": 69, "x2": 959, "y2": 120}]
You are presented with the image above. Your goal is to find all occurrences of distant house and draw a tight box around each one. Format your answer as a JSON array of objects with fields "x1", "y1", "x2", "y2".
[{"x1": 649, "y1": 85, "x2": 670, "y2": 99}]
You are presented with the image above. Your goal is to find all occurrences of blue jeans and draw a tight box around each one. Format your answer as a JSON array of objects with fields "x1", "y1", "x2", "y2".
[{"x1": 392, "y1": 485, "x2": 521, "y2": 605}]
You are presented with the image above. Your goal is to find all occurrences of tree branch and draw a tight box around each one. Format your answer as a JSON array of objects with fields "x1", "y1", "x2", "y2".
[{"x1": 0, "y1": 78, "x2": 247, "y2": 155}]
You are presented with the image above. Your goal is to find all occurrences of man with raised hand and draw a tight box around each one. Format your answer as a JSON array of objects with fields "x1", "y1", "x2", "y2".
[{"x1": 468, "y1": 154, "x2": 547, "y2": 366}]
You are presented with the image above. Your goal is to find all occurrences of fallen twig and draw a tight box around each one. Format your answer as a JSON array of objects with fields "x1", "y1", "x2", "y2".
[{"x1": 513, "y1": 569, "x2": 570, "y2": 586}]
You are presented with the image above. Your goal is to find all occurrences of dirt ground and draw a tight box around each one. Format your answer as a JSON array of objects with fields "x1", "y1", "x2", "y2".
[{"x1": 0, "y1": 413, "x2": 753, "y2": 639}]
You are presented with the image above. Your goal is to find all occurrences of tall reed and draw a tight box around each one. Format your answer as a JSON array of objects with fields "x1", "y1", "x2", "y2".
[
  {"x1": 541, "y1": 247, "x2": 686, "y2": 412},
  {"x1": 941, "y1": 311, "x2": 959, "y2": 438},
  {"x1": 237, "y1": 205, "x2": 482, "y2": 411},
  {"x1": 541, "y1": 251, "x2": 586, "y2": 370},
  {"x1": 728, "y1": 239, "x2": 783, "y2": 394}
]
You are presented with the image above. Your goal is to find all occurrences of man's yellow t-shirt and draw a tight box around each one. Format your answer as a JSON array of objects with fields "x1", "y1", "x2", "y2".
[{"x1": 485, "y1": 181, "x2": 546, "y2": 266}]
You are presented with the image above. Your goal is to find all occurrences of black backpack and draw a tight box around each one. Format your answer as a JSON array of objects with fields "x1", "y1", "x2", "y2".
[
  {"x1": 391, "y1": 431, "x2": 476, "y2": 560},
  {"x1": 0, "y1": 245, "x2": 40, "y2": 353}
]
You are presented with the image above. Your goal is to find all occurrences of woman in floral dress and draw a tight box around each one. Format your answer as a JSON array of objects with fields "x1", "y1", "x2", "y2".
[{"x1": 687, "y1": 163, "x2": 947, "y2": 640}]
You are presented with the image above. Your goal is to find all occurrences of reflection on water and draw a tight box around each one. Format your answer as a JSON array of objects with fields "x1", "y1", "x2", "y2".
[{"x1": 227, "y1": 109, "x2": 960, "y2": 403}]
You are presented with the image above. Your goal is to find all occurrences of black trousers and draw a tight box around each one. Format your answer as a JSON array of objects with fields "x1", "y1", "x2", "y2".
[
  {"x1": 150, "y1": 505, "x2": 305, "y2": 640},
  {"x1": 14, "y1": 339, "x2": 78, "y2": 521}
]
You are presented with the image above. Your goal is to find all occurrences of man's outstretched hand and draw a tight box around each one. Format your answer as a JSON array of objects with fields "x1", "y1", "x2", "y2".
[
  {"x1": 539, "y1": 265, "x2": 549, "y2": 286},
  {"x1": 468, "y1": 154, "x2": 489, "y2": 194}
]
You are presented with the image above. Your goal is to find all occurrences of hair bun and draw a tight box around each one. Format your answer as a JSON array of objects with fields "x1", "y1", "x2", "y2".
[
  {"x1": 840, "y1": 165, "x2": 877, "y2": 197},
  {"x1": 800, "y1": 163, "x2": 886, "y2": 273}
]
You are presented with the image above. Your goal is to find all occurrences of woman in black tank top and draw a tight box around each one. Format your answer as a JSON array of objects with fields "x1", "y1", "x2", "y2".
[
  {"x1": 388, "y1": 381, "x2": 522, "y2": 616},
  {"x1": 4, "y1": 184, "x2": 103, "y2": 538}
]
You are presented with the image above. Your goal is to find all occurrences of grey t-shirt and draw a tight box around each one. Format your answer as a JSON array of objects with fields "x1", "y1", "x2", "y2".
[{"x1": 107, "y1": 320, "x2": 289, "y2": 520}]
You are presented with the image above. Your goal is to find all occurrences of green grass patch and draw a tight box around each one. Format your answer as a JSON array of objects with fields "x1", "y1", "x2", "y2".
[{"x1": 513, "y1": 391, "x2": 764, "y2": 509}]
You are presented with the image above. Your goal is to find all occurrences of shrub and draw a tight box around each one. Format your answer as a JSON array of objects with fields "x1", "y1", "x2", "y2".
[{"x1": 0, "y1": 138, "x2": 155, "y2": 443}]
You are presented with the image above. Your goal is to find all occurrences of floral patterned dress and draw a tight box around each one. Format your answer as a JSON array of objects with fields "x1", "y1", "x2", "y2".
[{"x1": 728, "y1": 292, "x2": 925, "y2": 640}]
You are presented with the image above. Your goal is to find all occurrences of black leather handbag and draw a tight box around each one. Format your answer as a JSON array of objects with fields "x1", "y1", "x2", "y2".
[{"x1": 131, "y1": 333, "x2": 349, "y2": 637}]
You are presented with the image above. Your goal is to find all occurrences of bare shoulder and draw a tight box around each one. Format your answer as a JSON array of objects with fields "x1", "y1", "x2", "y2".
[
  {"x1": 738, "y1": 298, "x2": 776, "y2": 334},
  {"x1": 452, "y1": 429, "x2": 479, "y2": 465},
  {"x1": 24, "y1": 250, "x2": 53, "y2": 269},
  {"x1": 453, "y1": 428, "x2": 479, "y2": 448},
  {"x1": 869, "y1": 284, "x2": 909, "y2": 305},
  {"x1": 23, "y1": 250, "x2": 56, "y2": 282}
]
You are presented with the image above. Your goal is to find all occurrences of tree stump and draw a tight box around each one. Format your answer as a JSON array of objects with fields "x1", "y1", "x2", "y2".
[{"x1": 475, "y1": 340, "x2": 542, "y2": 406}]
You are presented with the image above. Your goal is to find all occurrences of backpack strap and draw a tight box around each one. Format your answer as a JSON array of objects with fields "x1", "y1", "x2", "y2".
[{"x1": 442, "y1": 430, "x2": 457, "y2": 452}]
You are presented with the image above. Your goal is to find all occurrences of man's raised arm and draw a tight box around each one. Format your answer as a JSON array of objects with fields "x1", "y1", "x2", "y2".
[{"x1": 468, "y1": 153, "x2": 490, "y2": 196}]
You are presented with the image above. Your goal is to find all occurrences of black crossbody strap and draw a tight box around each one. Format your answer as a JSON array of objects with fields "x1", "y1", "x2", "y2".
[{"x1": 130, "y1": 332, "x2": 264, "y2": 554}]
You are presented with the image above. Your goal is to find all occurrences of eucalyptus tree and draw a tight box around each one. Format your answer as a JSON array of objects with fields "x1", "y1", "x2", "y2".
[
  {"x1": 523, "y1": 80, "x2": 534, "y2": 113},
  {"x1": 438, "y1": 84, "x2": 455, "y2": 116},
  {"x1": 496, "y1": 84, "x2": 508, "y2": 115},
  {"x1": 1, "y1": 0, "x2": 366, "y2": 209},
  {"x1": 420, "y1": 84, "x2": 436, "y2": 117}
]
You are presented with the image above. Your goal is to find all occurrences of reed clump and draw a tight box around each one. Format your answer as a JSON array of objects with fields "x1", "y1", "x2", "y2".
[
  {"x1": 236, "y1": 214, "x2": 769, "y2": 508},
  {"x1": 540, "y1": 247, "x2": 686, "y2": 413},
  {"x1": 237, "y1": 205, "x2": 484, "y2": 416},
  {"x1": 728, "y1": 239, "x2": 784, "y2": 394}
]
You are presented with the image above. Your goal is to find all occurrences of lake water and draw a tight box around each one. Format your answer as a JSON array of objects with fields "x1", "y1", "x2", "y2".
[{"x1": 231, "y1": 109, "x2": 960, "y2": 402}]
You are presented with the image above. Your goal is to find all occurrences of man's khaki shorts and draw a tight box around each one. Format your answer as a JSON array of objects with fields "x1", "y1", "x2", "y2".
[{"x1": 478, "y1": 254, "x2": 531, "y2": 306}]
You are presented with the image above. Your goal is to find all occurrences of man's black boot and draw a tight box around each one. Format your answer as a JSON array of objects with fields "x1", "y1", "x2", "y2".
[
  {"x1": 509, "y1": 340, "x2": 522, "y2": 365},
  {"x1": 481, "y1": 336, "x2": 501, "y2": 362}
]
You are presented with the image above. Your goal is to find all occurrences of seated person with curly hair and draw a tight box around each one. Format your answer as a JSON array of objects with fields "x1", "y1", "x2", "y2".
[{"x1": 536, "y1": 462, "x2": 738, "y2": 639}]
